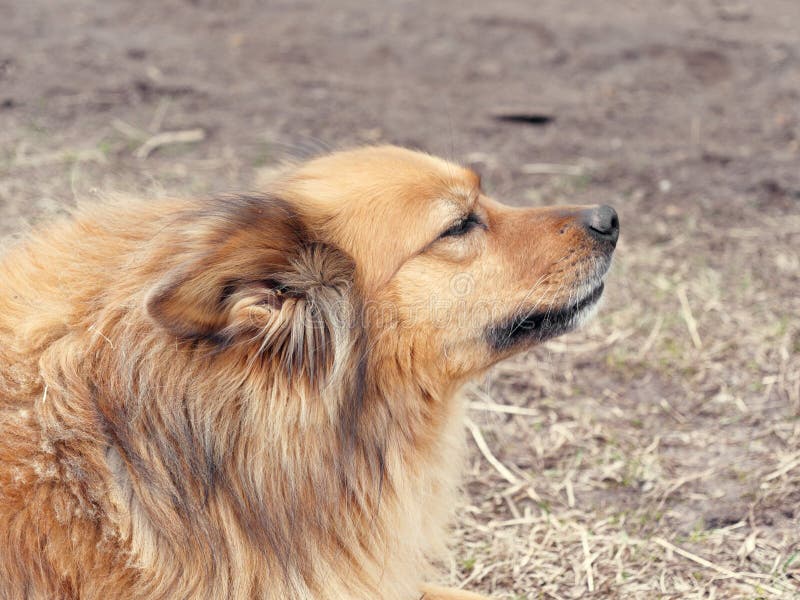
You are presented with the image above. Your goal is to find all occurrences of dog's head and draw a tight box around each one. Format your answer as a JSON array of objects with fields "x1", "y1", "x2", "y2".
[{"x1": 146, "y1": 145, "x2": 618, "y2": 386}]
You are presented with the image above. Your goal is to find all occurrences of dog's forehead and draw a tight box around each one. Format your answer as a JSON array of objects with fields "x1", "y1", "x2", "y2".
[
  {"x1": 283, "y1": 146, "x2": 478, "y2": 207},
  {"x1": 276, "y1": 146, "x2": 480, "y2": 289}
]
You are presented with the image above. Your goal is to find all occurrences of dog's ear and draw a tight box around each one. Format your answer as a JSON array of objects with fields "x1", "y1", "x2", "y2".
[
  {"x1": 145, "y1": 195, "x2": 303, "y2": 339},
  {"x1": 145, "y1": 196, "x2": 358, "y2": 378}
]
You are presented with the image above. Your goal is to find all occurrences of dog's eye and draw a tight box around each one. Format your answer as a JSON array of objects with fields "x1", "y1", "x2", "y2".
[{"x1": 439, "y1": 212, "x2": 482, "y2": 239}]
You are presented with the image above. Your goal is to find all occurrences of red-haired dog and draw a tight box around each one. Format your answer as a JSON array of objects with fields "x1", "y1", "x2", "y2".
[{"x1": 0, "y1": 146, "x2": 618, "y2": 599}]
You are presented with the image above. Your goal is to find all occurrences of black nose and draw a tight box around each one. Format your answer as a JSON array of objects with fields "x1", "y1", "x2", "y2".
[{"x1": 582, "y1": 205, "x2": 619, "y2": 245}]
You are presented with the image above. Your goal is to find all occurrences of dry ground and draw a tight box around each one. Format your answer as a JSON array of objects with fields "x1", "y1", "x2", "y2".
[{"x1": 1, "y1": 0, "x2": 799, "y2": 598}]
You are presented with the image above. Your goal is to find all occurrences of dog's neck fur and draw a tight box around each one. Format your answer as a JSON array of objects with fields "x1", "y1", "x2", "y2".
[{"x1": 32, "y1": 304, "x2": 466, "y2": 599}]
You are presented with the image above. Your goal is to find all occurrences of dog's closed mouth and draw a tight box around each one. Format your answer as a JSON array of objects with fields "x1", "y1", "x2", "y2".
[{"x1": 486, "y1": 282, "x2": 605, "y2": 351}]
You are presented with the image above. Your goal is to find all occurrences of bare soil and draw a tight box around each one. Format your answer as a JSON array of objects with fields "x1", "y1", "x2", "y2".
[{"x1": 1, "y1": 0, "x2": 799, "y2": 597}]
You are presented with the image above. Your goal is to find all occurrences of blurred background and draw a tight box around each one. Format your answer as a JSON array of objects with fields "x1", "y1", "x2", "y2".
[{"x1": 1, "y1": 0, "x2": 799, "y2": 597}]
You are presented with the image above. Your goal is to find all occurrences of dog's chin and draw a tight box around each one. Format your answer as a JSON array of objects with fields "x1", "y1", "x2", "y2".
[{"x1": 486, "y1": 281, "x2": 605, "y2": 351}]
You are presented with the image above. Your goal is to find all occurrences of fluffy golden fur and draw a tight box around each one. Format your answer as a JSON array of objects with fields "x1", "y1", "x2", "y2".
[{"x1": 0, "y1": 146, "x2": 617, "y2": 599}]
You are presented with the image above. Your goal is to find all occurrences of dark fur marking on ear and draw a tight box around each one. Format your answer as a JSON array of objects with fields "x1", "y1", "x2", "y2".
[
  {"x1": 146, "y1": 193, "x2": 311, "y2": 341},
  {"x1": 188, "y1": 193, "x2": 309, "y2": 248}
]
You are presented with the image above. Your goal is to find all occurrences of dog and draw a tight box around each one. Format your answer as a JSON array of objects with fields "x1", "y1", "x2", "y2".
[{"x1": 0, "y1": 145, "x2": 618, "y2": 599}]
